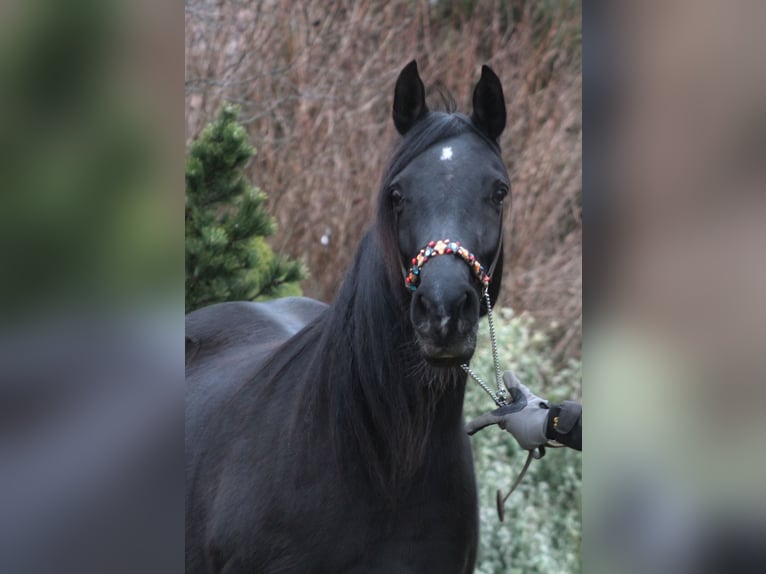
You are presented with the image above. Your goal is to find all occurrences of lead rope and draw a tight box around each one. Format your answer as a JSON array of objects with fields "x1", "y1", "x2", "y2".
[
  {"x1": 460, "y1": 289, "x2": 507, "y2": 406},
  {"x1": 494, "y1": 449, "x2": 541, "y2": 522},
  {"x1": 460, "y1": 288, "x2": 544, "y2": 520}
]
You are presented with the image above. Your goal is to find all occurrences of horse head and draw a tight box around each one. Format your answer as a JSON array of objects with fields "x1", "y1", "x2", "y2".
[{"x1": 380, "y1": 60, "x2": 509, "y2": 366}]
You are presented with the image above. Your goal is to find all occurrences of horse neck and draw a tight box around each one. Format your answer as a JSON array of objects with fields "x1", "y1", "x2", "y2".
[{"x1": 310, "y1": 230, "x2": 468, "y2": 491}]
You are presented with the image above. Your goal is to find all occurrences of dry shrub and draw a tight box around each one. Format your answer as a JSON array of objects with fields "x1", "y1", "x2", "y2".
[{"x1": 186, "y1": 0, "x2": 581, "y2": 361}]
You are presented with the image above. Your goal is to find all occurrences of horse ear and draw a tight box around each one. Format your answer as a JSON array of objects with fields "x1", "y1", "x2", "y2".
[
  {"x1": 471, "y1": 65, "x2": 506, "y2": 141},
  {"x1": 393, "y1": 60, "x2": 429, "y2": 135}
]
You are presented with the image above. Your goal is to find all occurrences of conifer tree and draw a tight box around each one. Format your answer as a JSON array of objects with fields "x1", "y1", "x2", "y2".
[{"x1": 185, "y1": 105, "x2": 304, "y2": 312}]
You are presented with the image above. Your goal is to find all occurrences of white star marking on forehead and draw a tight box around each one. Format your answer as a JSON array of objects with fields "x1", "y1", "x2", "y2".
[{"x1": 440, "y1": 146, "x2": 453, "y2": 161}]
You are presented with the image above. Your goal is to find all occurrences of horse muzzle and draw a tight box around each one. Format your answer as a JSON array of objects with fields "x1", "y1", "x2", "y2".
[{"x1": 409, "y1": 258, "x2": 480, "y2": 365}]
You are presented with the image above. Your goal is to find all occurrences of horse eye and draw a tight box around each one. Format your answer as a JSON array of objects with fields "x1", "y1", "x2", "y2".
[
  {"x1": 492, "y1": 185, "x2": 508, "y2": 205},
  {"x1": 390, "y1": 187, "x2": 403, "y2": 207}
]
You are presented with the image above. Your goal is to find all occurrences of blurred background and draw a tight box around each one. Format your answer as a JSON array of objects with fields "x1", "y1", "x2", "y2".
[
  {"x1": 585, "y1": 1, "x2": 766, "y2": 572},
  {"x1": 0, "y1": 1, "x2": 183, "y2": 573}
]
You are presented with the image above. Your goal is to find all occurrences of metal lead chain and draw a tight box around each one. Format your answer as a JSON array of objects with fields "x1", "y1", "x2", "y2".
[
  {"x1": 461, "y1": 363, "x2": 503, "y2": 406},
  {"x1": 461, "y1": 289, "x2": 508, "y2": 406},
  {"x1": 483, "y1": 290, "x2": 507, "y2": 403}
]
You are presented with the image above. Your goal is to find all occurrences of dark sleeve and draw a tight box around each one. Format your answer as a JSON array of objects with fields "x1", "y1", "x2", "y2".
[{"x1": 545, "y1": 400, "x2": 582, "y2": 451}]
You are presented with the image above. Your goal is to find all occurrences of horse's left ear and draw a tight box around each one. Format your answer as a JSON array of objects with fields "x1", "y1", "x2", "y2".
[{"x1": 471, "y1": 65, "x2": 506, "y2": 141}]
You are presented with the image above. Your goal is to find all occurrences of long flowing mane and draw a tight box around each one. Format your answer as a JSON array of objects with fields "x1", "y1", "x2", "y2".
[{"x1": 248, "y1": 111, "x2": 504, "y2": 496}]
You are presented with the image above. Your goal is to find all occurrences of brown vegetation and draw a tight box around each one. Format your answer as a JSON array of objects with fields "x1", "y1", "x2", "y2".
[{"x1": 186, "y1": 0, "x2": 581, "y2": 360}]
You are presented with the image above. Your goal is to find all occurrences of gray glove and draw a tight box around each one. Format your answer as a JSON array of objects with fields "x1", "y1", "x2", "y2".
[{"x1": 466, "y1": 371, "x2": 551, "y2": 450}]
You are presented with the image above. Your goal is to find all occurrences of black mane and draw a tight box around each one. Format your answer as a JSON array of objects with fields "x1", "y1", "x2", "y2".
[{"x1": 254, "y1": 111, "x2": 502, "y2": 495}]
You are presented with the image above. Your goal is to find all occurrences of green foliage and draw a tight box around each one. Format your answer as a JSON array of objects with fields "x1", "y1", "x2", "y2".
[
  {"x1": 466, "y1": 308, "x2": 582, "y2": 573},
  {"x1": 185, "y1": 105, "x2": 305, "y2": 312}
]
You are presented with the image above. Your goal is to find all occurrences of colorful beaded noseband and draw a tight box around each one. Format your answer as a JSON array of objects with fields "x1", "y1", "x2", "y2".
[{"x1": 405, "y1": 239, "x2": 490, "y2": 291}]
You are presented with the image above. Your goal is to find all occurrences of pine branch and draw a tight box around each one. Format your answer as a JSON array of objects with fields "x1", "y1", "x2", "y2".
[{"x1": 185, "y1": 104, "x2": 306, "y2": 312}]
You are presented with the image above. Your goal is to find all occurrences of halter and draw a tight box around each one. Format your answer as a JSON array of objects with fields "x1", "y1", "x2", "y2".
[
  {"x1": 404, "y1": 239, "x2": 490, "y2": 291},
  {"x1": 402, "y1": 233, "x2": 507, "y2": 406}
]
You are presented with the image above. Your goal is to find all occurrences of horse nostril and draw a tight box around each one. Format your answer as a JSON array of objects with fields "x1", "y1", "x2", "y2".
[
  {"x1": 457, "y1": 291, "x2": 468, "y2": 313},
  {"x1": 412, "y1": 290, "x2": 431, "y2": 321},
  {"x1": 413, "y1": 288, "x2": 476, "y2": 327},
  {"x1": 458, "y1": 289, "x2": 476, "y2": 318}
]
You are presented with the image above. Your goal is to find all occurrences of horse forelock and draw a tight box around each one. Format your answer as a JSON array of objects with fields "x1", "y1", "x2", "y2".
[{"x1": 378, "y1": 111, "x2": 501, "y2": 194}]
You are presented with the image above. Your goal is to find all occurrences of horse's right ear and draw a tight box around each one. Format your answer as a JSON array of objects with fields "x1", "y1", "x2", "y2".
[{"x1": 393, "y1": 60, "x2": 429, "y2": 135}]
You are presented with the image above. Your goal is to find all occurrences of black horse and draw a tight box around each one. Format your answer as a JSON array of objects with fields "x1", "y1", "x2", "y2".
[{"x1": 186, "y1": 61, "x2": 509, "y2": 573}]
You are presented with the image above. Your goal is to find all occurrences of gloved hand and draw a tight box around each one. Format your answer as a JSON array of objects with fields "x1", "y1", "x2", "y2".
[
  {"x1": 466, "y1": 371, "x2": 582, "y2": 451},
  {"x1": 466, "y1": 371, "x2": 550, "y2": 450}
]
